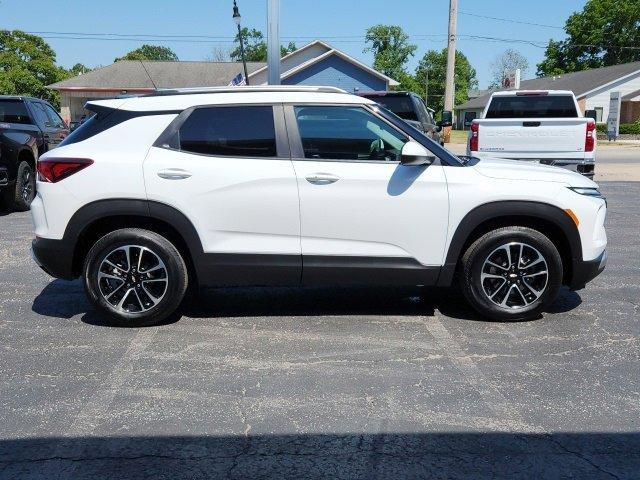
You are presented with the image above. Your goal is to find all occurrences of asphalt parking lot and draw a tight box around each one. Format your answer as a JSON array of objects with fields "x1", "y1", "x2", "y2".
[{"x1": 0, "y1": 182, "x2": 638, "y2": 479}]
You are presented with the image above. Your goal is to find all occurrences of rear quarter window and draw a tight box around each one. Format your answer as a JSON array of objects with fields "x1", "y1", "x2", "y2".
[{"x1": 485, "y1": 95, "x2": 578, "y2": 118}]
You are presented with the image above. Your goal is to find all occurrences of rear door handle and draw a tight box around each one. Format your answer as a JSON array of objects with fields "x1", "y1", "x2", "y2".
[
  {"x1": 157, "y1": 168, "x2": 192, "y2": 180},
  {"x1": 305, "y1": 173, "x2": 340, "y2": 185}
]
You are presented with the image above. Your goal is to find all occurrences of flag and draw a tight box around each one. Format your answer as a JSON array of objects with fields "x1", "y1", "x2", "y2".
[{"x1": 228, "y1": 73, "x2": 246, "y2": 86}]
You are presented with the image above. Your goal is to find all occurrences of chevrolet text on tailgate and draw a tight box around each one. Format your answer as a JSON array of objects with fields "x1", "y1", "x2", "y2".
[{"x1": 467, "y1": 90, "x2": 596, "y2": 178}]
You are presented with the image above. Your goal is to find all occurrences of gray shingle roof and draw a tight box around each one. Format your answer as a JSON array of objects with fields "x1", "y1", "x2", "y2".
[
  {"x1": 456, "y1": 61, "x2": 640, "y2": 111},
  {"x1": 48, "y1": 61, "x2": 266, "y2": 90}
]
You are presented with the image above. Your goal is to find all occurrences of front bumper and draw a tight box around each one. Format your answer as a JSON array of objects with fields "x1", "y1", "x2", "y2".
[
  {"x1": 31, "y1": 236, "x2": 76, "y2": 280},
  {"x1": 569, "y1": 250, "x2": 607, "y2": 290}
]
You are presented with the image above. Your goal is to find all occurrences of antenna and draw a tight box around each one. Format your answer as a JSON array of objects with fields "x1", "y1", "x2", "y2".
[{"x1": 139, "y1": 60, "x2": 158, "y2": 90}]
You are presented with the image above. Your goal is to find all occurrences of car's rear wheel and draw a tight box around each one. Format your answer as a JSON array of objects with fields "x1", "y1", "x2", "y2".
[
  {"x1": 83, "y1": 228, "x2": 188, "y2": 327},
  {"x1": 459, "y1": 226, "x2": 563, "y2": 321},
  {"x1": 4, "y1": 161, "x2": 36, "y2": 211}
]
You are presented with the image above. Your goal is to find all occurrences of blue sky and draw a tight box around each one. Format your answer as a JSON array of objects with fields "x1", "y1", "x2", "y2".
[{"x1": 1, "y1": 0, "x2": 586, "y2": 88}]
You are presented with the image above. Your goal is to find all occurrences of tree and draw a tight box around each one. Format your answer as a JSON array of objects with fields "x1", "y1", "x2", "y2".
[
  {"x1": 230, "y1": 28, "x2": 297, "y2": 62},
  {"x1": 205, "y1": 47, "x2": 232, "y2": 62},
  {"x1": 537, "y1": 0, "x2": 640, "y2": 76},
  {"x1": 0, "y1": 30, "x2": 68, "y2": 106},
  {"x1": 364, "y1": 25, "x2": 417, "y2": 80},
  {"x1": 115, "y1": 45, "x2": 178, "y2": 62},
  {"x1": 489, "y1": 49, "x2": 529, "y2": 88},
  {"x1": 414, "y1": 49, "x2": 478, "y2": 115},
  {"x1": 68, "y1": 63, "x2": 91, "y2": 76}
]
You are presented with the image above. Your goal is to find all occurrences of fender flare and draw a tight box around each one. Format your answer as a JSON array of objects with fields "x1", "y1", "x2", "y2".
[
  {"x1": 56, "y1": 199, "x2": 205, "y2": 279},
  {"x1": 436, "y1": 201, "x2": 582, "y2": 287}
]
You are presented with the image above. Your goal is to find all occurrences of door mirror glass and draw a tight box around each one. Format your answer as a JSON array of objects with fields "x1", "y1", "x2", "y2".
[
  {"x1": 439, "y1": 111, "x2": 453, "y2": 128},
  {"x1": 401, "y1": 141, "x2": 435, "y2": 166}
]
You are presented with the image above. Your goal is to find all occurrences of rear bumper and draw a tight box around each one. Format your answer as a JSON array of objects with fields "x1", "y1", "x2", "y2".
[
  {"x1": 570, "y1": 250, "x2": 607, "y2": 290},
  {"x1": 31, "y1": 236, "x2": 76, "y2": 280}
]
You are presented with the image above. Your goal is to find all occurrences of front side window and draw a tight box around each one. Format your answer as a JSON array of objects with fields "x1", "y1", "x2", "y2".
[
  {"x1": 179, "y1": 106, "x2": 277, "y2": 157},
  {"x1": 294, "y1": 106, "x2": 408, "y2": 162},
  {"x1": 43, "y1": 103, "x2": 66, "y2": 128}
]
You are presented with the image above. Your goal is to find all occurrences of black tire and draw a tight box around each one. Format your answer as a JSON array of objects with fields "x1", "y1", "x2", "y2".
[
  {"x1": 459, "y1": 226, "x2": 562, "y2": 321},
  {"x1": 4, "y1": 160, "x2": 36, "y2": 211},
  {"x1": 83, "y1": 228, "x2": 188, "y2": 327}
]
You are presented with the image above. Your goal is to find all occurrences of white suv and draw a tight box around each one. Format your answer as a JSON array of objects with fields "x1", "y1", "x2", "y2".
[{"x1": 30, "y1": 86, "x2": 607, "y2": 326}]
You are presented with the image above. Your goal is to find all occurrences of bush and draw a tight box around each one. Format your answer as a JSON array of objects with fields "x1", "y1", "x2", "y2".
[
  {"x1": 619, "y1": 123, "x2": 640, "y2": 135},
  {"x1": 596, "y1": 122, "x2": 640, "y2": 135}
]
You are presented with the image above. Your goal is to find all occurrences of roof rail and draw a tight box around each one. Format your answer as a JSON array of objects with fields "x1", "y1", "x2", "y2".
[{"x1": 146, "y1": 85, "x2": 348, "y2": 97}]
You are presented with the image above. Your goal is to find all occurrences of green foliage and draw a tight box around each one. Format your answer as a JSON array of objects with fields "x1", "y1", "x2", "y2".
[
  {"x1": 230, "y1": 28, "x2": 296, "y2": 62},
  {"x1": 596, "y1": 122, "x2": 640, "y2": 134},
  {"x1": 364, "y1": 25, "x2": 417, "y2": 80},
  {"x1": 414, "y1": 49, "x2": 478, "y2": 115},
  {"x1": 0, "y1": 30, "x2": 68, "y2": 107},
  {"x1": 114, "y1": 45, "x2": 178, "y2": 62},
  {"x1": 68, "y1": 63, "x2": 91, "y2": 76},
  {"x1": 537, "y1": 0, "x2": 640, "y2": 76}
]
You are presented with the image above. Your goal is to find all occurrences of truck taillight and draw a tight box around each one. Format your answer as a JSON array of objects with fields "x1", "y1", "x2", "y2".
[
  {"x1": 470, "y1": 122, "x2": 479, "y2": 152},
  {"x1": 585, "y1": 120, "x2": 596, "y2": 152},
  {"x1": 37, "y1": 158, "x2": 93, "y2": 183}
]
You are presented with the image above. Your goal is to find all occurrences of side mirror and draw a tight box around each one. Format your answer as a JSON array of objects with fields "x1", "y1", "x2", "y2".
[
  {"x1": 401, "y1": 141, "x2": 436, "y2": 166},
  {"x1": 585, "y1": 109, "x2": 597, "y2": 121},
  {"x1": 439, "y1": 111, "x2": 453, "y2": 128}
]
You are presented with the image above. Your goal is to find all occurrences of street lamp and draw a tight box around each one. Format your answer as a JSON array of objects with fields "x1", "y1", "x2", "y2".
[{"x1": 233, "y1": 0, "x2": 250, "y2": 85}]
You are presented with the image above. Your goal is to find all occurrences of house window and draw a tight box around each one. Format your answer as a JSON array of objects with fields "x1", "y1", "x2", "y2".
[{"x1": 595, "y1": 107, "x2": 604, "y2": 123}]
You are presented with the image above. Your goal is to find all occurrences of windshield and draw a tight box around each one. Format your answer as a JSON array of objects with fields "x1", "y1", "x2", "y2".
[
  {"x1": 367, "y1": 96, "x2": 419, "y2": 122},
  {"x1": 0, "y1": 100, "x2": 32, "y2": 125},
  {"x1": 486, "y1": 95, "x2": 578, "y2": 118}
]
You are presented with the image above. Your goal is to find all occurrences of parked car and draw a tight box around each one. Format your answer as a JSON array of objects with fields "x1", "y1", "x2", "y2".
[
  {"x1": 0, "y1": 96, "x2": 69, "y2": 210},
  {"x1": 467, "y1": 90, "x2": 596, "y2": 178},
  {"x1": 31, "y1": 86, "x2": 607, "y2": 326},
  {"x1": 358, "y1": 91, "x2": 447, "y2": 145}
]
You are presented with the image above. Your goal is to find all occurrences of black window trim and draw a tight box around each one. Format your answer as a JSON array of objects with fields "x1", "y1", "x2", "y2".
[{"x1": 154, "y1": 103, "x2": 290, "y2": 160}]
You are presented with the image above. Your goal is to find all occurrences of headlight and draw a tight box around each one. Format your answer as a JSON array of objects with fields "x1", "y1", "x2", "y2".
[{"x1": 568, "y1": 187, "x2": 605, "y2": 199}]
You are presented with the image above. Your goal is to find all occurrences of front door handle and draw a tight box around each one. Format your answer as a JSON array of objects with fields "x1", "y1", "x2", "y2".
[
  {"x1": 305, "y1": 173, "x2": 340, "y2": 185},
  {"x1": 157, "y1": 168, "x2": 192, "y2": 180}
]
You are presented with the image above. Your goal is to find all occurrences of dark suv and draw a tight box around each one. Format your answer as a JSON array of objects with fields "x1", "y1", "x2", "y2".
[
  {"x1": 358, "y1": 91, "x2": 445, "y2": 146},
  {"x1": 0, "y1": 96, "x2": 68, "y2": 210}
]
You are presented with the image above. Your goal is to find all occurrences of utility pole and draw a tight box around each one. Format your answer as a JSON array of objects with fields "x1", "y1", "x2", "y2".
[
  {"x1": 443, "y1": 0, "x2": 457, "y2": 139},
  {"x1": 267, "y1": 0, "x2": 281, "y2": 85},
  {"x1": 424, "y1": 68, "x2": 429, "y2": 107}
]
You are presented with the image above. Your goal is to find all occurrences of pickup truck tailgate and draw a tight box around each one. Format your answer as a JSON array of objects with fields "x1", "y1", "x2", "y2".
[{"x1": 477, "y1": 119, "x2": 587, "y2": 158}]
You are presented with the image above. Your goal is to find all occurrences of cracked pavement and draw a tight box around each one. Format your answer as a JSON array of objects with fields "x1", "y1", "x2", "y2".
[{"x1": 0, "y1": 182, "x2": 638, "y2": 479}]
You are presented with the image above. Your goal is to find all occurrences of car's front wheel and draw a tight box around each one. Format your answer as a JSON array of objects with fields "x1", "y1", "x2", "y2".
[
  {"x1": 459, "y1": 226, "x2": 563, "y2": 321},
  {"x1": 83, "y1": 228, "x2": 188, "y2": 327}
]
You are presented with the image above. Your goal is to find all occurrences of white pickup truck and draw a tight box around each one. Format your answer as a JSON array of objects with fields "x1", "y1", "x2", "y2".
[{"x1": 467, "y1": 90, "x2": 596, "y2": 178}]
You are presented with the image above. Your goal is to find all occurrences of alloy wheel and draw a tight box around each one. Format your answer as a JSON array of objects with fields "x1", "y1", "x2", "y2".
[
  {"x1": 97, "y1": 245, "x2": 168, "y2": 313},
  {"x1": 480, "y1": 242, "x2": 549, "y2": 309},
  {"x1": 21, "y1": 167, "x2": 33, "y2": 203}
]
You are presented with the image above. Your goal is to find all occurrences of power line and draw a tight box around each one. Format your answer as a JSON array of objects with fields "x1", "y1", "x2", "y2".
[
  {"x1": 459, "y1": 11, "x2": 564, "y2": 29},
  {"x1": 25, "y1": 31, "x2": 640, "y2": 51}
]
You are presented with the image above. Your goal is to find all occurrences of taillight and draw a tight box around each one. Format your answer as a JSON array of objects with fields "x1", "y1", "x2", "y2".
[
  {"x1": 37, "y1": 158, "x2": 93, "y2": 183},
  {"x1": 470, "y1": 122, "x2": 479, "y2": 151},
  {"x1": 585, "y1": 120, "x2": 596, "y2": 152}
]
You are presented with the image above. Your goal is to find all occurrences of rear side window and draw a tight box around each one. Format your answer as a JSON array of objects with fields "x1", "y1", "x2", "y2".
[
  {"x1": 485, "y1": 95, "x2": 578, "y2": 118},
  {"x1": 0, "y1": 100, "x2": 32, "y2": 124},
  {"x1": 178, "y1": 106, "x2": 277, "y2": 157}
]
